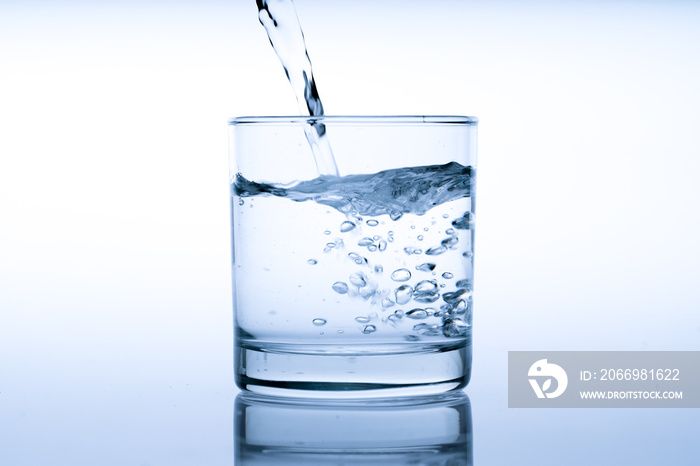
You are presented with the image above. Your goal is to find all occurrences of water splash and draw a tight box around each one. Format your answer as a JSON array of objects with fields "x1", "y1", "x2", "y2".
[
  {"x1": 234, "y1": 162, "x2": 474, "y2": 220},
  {"x1": 255, "y1": 0, "x2": 338, "y2": 176}
]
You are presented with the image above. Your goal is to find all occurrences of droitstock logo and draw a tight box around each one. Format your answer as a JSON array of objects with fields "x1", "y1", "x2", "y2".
[{"x1": 528, "y1": 359, "x2": 568, "y2": 399}]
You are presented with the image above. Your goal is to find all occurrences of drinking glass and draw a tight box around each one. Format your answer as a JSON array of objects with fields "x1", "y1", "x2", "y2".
[{"x1": 229, "y1": 116, "x2": 477, "y2": 397}]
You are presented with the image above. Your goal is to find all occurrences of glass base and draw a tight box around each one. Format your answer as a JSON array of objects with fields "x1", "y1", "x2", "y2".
[{"x1": 235, "y1": 341, "x2": 471, "y2": 398}]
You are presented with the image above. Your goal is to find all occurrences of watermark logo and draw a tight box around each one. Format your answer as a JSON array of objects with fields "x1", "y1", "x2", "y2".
[
  {"x1": 510, "y1": 351, "x2": 698, "y2": 408},
  {"x1": 528, "y1": 359, "x2": 568, "y2": 399}
]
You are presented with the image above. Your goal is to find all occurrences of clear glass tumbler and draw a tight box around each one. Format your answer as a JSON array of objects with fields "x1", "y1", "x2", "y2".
[{"x1": 229, "y1": 116, "x2": 478, "y2": 397}]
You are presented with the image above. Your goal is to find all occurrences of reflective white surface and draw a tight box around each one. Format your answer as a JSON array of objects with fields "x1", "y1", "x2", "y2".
[{"x1": 1, "y1": 1, "x2": 699, "y2": 464}]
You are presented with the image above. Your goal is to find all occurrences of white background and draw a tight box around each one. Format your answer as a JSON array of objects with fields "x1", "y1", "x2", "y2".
[{"x1": 1, "y1": 0, "x2": 699, "y2": 464}]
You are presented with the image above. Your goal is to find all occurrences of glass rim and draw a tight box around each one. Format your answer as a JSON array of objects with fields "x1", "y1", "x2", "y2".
[{"x1": 229, "y1": 115, "x2": 478, "y2": 125}]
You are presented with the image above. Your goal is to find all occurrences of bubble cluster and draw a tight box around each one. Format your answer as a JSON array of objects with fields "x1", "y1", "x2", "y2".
[{"x1": 318, "y1": 208, "x2": 473, "y2": 338}]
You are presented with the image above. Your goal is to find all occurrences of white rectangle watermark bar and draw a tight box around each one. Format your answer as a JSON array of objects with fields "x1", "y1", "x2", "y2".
[{"x1": 508, "y1": 351, "x2": 700, "y2": 408}]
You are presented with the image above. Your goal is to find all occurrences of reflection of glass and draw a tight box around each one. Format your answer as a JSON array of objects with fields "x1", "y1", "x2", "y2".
[{"x1": 234, "y1": 391, "x2": 473, "y2": 465}]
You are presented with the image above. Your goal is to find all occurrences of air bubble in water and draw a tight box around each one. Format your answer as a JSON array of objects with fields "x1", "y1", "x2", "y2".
[
  {"x1": 378, "y1": 240, "x2": 387, "y2": 251},
  {"x1": 362, "y1": 325, "x2": 377, "y2": 334},
  {"x1": 312, "y1": 318, "x2": 327, "y2": 326},
  {"x1": 416, "y1": 263, "x2": 436, "y2": 272},
  {"x1": 456, "y1": 279, "x2": 470, "y2": 288},
  {"x1": 413, "y1": 295, "x2": 439, "y2": 304},
  {"x1": 349, "y1": 272, "x2": 368, "y2": 287},
  {"x1": 443, "y1": 289, "x2": 471, "y2": 303},
  {"x1": 374, "y1": 265, "x2": 383, "y2": 274},
  {"x1": 358, "y1": 237, "x2": 374, "y2": 246},
  {"x1": 367, "y1": 245, "x2": 377, "y2": 252},
  {"x1": 443, "y1": 214, "x2": 449, "y2": 218},
  {"x1": 452, "y1": 213, "x2": 472, "y2": 230},
  {"x1": 417, "y1": 235, "x2": 424, "y2": 241},
  {"x1": 349, "y1": 252, "x2": 368, "y2": 265},
  {"x1": 366, "y1": 219, "x2": 379, "y2": 227},
  {"x1": 355, "y1": 316, "x2": 370, "y2": 323},
  {"x1": 413, "y1": 323, "x2": 440, "y2": 335},
  {"x1": 443, "y1": 318, "x2": 469, "y2": 337},
  {"x1": 441, "y1": 237, "x2": 459, "y2": 249},
  {"x1": 307, "y1": 259, "x2": 318, "y2": 265},
  {"x1": 340, "y1": 221, "x2": 356, "y2": 232},
  {"x1": 452, "y1": 299, "x2": 468, "y2": 315},
  {"x1": 425, "y1": 245, "x2": 447, "y2": 256},
  {"x1": 372, "y1": 235, "x2": 380, "y2": 240},
  {"x1": 442, "y1": 272, "x2": 453, "y2": 279},
  {"x1": 324, "y1": 230, "x2": 331, "y2": 235},
  {"x1": 238, "y1": 199, "x2": 244, "y2": 205},
  {"x1": 326, "y1": 242, "x2": 336, "y2": 249},
  {"x1": 395, "y1": 285, "x2": 413, "y2": 304},
  {"x1": 413, "y1": 280, "x2": 439, "y2": 303},
  {"x1": 388, "y1": 231, "x2": 394, "y2": 236},
  {"x1": 406, "y1": 308, "x2": 428, "y2": 319},
  {"x1": 414, "y1": 280, "x2": 438, "y2": 294},
  {"x1": 381, "y1": 298, "x2": 395, "y2": 308},
  {"x1": 445, "y1": 228, "x2": 455, "y2": 235},
  {"x1": 390, "y1": 268, "x2": 411, "y2": 282},
  {"x1": 332, "y1": 282, "x2": 349, "y2": 294}
]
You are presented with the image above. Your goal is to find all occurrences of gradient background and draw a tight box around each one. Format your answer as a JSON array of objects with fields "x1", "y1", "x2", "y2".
[{"x1": 1, "y1": 0, "x2": 699, "y2": 464}]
